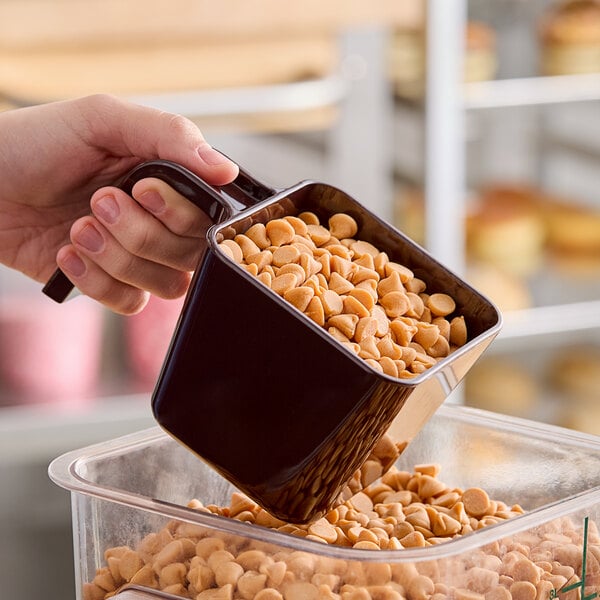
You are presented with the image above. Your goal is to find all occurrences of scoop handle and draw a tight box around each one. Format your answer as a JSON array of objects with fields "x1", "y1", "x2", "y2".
[{"x1": 42, "y1": 159, "x2": 276, "y2": 303}]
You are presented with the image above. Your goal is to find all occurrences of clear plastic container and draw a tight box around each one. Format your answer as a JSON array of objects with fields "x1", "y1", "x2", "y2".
[{"x1": 49, "y1": 404, "x2": 600, "y2": 600}]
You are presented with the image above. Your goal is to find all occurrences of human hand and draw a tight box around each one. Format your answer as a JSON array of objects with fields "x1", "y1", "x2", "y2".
[{"x1": 0, "y1": 94, "x2": 238, "y2": 314}]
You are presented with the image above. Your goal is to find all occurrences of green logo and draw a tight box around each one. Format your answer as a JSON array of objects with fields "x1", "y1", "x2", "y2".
[{"x1": 550, "y1": 516, "x2": 597, "y2": 600}]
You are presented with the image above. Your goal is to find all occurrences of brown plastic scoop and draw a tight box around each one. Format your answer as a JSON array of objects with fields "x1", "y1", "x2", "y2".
[{"x1": 44, "y1": 159, "x2": 502, "y2": 523}]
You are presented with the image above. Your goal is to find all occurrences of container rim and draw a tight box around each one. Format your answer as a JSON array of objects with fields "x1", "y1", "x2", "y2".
[{"x1": 48, "y1": 404, "x2": 600, "y2": 563}]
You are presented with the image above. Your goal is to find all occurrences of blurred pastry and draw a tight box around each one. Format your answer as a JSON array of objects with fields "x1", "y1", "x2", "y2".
[
  {"x1": 394, "y1": 187, "x2": 426, "y2": 245},
  {"x1": 466, "y1": 184, "x2": 546, "y2": 277},
  {"x1": 548, "y1": 344, "x2": 600, "y2": 402},
  {"x1": 554, "y1": 345, "x2": 600, "y2": 435},
  {"x1": 543, "y1": 198, "x2": 600, "y2": 255},
  {"x1": 389, "y1": 20, "x2": 497, "y2": 99},
  {"x1": 464, "y1": 21, "x2": 499, "y2": 83},
  {"x1": 465, "y1": 357, "x2": 540, "y2": 417},
  {"x1": 388, "y1": 28, "x2": 426, "y2": 99},
  {"x1": 559, "y1": 407, "x2": 600, "y2": 435},
  {"x1": 540, "y1": 0, "x2": 600, "y2": 75},
  {"x1": 466, "y1": 263, "x2": 532, "y2": 313}
]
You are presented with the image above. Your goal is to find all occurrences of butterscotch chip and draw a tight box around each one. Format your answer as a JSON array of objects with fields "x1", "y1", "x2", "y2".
[
  {"x1": 245, "y1": 223, "x2": 271, "y2": 249},
  {"x1": 385, "y1": 262, "x2": 414, "y2": 282},
  {"x1": 307, "y1": 224, "x2": 331, "y2": 246},
  {"x1": 342, "y1": 295, "x2": 371, "y2": 319},
  {"x1": 380, "y1": 291, "x2": 410, "y2": 318},
  {"x1": 321, "y1": 289, "x2": 344, "y2": 318},
  {"x1": 354, "y1": 254, "x2": 375, "y2": 272},
  {"x1": 462, "y1": 487, "x2": 491, "y2": 517},
  {"x1": 328, "y1": 271, "x2": 354, "y2": 295},
  {"x1": 406, "y1": 292, "x2": 425, "y2": 318},
  {"x1": 243, "y1": 263, "x2": 259, "y2": 276},
  {"x1": 271, "y1": 273, "x2": 297, "y2": 296},
  {"x1": 428, "y1": 335, "x2": 450, "y2": 358},
  {"x1": 354, "y1": 316, "x2": 379, "y2": 342},
  {"x1": 356, "y1": 279, "x2": 379, "y2": 300},
  {"x1": 129, "y1": 564, "x2": 158, "y2": 588},
  {"x1": 328, "y1": 326, "x2": 350, "y2": 343},
  {"x1": 284, "y1": 287, "x2": 315, "y2": 312},
  {"x1": 219, "y1": 239, "x2": 243, "y2": 263},
  {"x1": 428, "y1": 293, "x2": 456, "y2": 317},
  {"x1": 351, "y1": 240, "x2": 380, "y2": 258},
  {"x1": 266, "y1": 219, "x2": 295, "y2": 246},
  {"x1": 509, "y1": 581, "x2": 537, "y2": 600},
  {"x1": 358, "y1": 336, "x2": 381, "y2": 360},
  {"x1": 348, "y1": 287, "x2": 375, "y2": 311},
  {"x1": 327, "y1": 313, "x2": 359, "y2": 339},
  {"x1": 330, "y1": 255, "x2": 355, "y2": 279},
  {"x1": 299, "y1": 253, "x2": 322, "y2": 278},
  {"x1": 450, "y1": 316, "x2": 468, "y2": 346},
  {"x1": 413, "y1": 322, "x2": 440, "y2": 349},
  {"x1": 247, "y1": 251, "x2": 273, "y2": 271},
  {"x1": 328, "y1": 213, "x2": 358, "y2": 239},
  {"x1": 272, "y1": 245, "x2": 300, "y2": 267},
  {"x1": 365, "y1": 358, "x2": 383, "y2": 372},
  {"x1": 400, "y1": 530, "x2": 427, "y2": 547},
  {"x1": 371, "y1": 305, "x2": 390, "y2": 337},
  {"x1": 433, "y1": 316, "x2": 451, "y2": 340},
  {"x1": 297, "y1": 211, "x2": 320, "y2": 225},
  {"x1": 284, "y1": 215, "x2": 309, "y2": 236},
  {"x1": 83, "y1": 583, "x2": 106, "y2": 600},
  {"x1": 308, "y1": 518, "x2": 338, "y2": 544},
  {"x1": 404, "y1": 277, "x2": 426, "y2": 293},
  {"x1": 305, "y1": 296, "x2": 325, "y2": 327},
  {"x1": 326, "y1": 243, "x2": 353, "y2": 260},
  {"x1": 257, "y1": 272, "x2": 272, "y2": 287},
  {"x1": 118, "y1": 550, "x2": 144, "y2": 581},
  {"x1": 277, "y1": 263, "x2": 306, "y2": 286},
  {"x1": 93, "y1": 568, "x2": 116, "y2": 592},
  {"x1": 352, "y1": 266, "x2": 380, "y2": 285},
  {"x1": 379, "y1": 356, "x2": 399, "y2": 377},
  {"x1": 389, "y1": 318, "x2": 417, "y2": 347},
  {"x1": 234, "y1": 234, "x2": 261, "y2": 259}
]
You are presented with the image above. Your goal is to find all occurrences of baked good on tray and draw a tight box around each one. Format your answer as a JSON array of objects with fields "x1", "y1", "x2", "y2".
[
  {"x1": 464, "y1": 356, "x2": 540, "y2": 418},
  {"x1": 539, "y1": 0, "x2": 600, "y2": 75},
  {"x1": 389, "y1": 20, "x2": 497, "y2": 99},
  {"x1": 466, "y1": 184, "x2": 546, "y2": 277}
]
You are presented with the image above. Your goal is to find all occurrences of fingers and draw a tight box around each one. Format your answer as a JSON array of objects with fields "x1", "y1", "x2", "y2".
[
  {"x1": 56, "y1": 178, "x2": 208, "y2": 314},
  {"x1": 56, "y1": 245, "x2": 152, "y2": 315},
  {"x1": 91, "y1": 179, "x2": 209, "y2": 271}
]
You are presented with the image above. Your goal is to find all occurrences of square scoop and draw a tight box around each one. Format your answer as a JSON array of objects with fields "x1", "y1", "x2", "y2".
[{"x1": 148, "y1": 171, "x2": 502, "y2": 523}]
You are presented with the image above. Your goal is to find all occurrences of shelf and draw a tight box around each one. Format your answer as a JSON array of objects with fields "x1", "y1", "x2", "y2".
[
  {"x1": 463, "y1": 73, "x2": 600, "y2": 110},
  {"x1": 499, "y1": 300, "x2": 600, "y2": 341},
  {"x1": 0, "y1": 394, "x2": 153, "y2": 464}
]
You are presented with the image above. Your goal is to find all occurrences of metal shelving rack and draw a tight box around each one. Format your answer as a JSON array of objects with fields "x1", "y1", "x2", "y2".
[{"x1": 421, "y1": 0, "x2": 600, "y2": 345}]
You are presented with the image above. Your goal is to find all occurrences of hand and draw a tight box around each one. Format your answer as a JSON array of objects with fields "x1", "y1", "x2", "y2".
[{"x1": 0, "y1": 94, "x2": 239, "y2": 314}]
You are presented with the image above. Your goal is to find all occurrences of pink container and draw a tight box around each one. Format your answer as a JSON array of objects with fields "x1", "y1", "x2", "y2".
[
  {"x1": 124, "y1": 295, "x2": 185, "y2": 389},
  {"x1": 0, "y1": 293, "x2": 104, "y2": 406}
]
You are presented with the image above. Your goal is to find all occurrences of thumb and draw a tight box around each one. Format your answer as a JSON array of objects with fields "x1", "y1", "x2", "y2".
[{"x1": 81, "y1": 94, "x2": 240, "y2": 185}]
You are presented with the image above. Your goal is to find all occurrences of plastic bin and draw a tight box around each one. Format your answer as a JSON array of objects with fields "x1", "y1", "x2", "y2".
[{"x1": 49, "y1": 404, "x2": 600, "y2": 600}]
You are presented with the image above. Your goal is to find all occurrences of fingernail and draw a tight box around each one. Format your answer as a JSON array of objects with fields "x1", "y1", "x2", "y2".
[
  {"x1": 77, "y1": 224, "x2": 104, "y2": 253},
  {"x1": 198, "y1": 144, "x2": 229, "y2": 166},
  {"x1": 93, "y1": 194, "x2": 119, "y2": 224},
  {"x1": 137, "y1": 190, "x2": 165, "y2": 215},
  {"x1": 61, "y1": 251, "x2": 86, "y2": 277}
]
